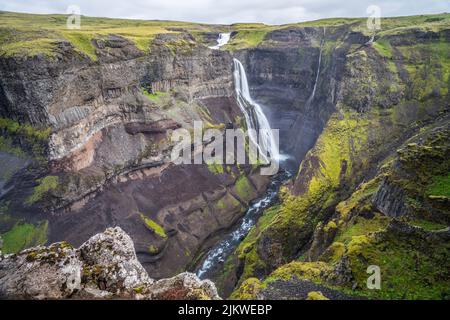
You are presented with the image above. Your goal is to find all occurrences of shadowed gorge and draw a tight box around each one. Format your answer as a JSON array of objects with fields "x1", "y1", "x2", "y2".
[{"x1": 0, "y1": 11, "x2": 449, "y2": 300}]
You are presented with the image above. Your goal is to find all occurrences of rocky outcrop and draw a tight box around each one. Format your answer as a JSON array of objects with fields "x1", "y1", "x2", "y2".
[
  {"x1": 0, "y1": 227, "x2": 219, "y2": 300},
  {"x1": 372, "y1": 179, "x2": 408, "y2": 217}
]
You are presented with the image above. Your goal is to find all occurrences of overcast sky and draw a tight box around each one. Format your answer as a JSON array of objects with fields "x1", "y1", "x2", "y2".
[{"x1": 1, "y1": 0, "x2": 449, "y2": 24}]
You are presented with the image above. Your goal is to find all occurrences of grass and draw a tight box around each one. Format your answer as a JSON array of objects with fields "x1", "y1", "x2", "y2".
[
  {"x1": 335, "y1": 214, "x2": 389, "y2": 244},
  {"x1": 140, "y1": 213, "x2": 167, "y2": 238},
  {"x1": 372, "y1": 39, "x2": 393, "y2": 59},
  {"x1": 0, "y1": 117, "x2": 51, "y2": 141},
  {"x1": 409, "y1": 219, "x2": 447, "y2": 231},
  {"x1": 206, "y1": 161, "x2": 224, "y2": 175},
  {"x1": 141, "y1": 88, "x2": 169, "y2": 102},
  {"x1": 1, "y1": 220, "x2": 48, "y2": 254},
  {"x1": 0, "y1": 11, "x2": 224, "y2": 59}
]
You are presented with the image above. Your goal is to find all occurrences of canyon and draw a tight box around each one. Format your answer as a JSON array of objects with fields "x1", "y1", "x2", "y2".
[{"x1": 0, "y1": 11, "x2": 449, "y2": 299}]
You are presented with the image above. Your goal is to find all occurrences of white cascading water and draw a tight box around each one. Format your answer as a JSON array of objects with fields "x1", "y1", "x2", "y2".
[
  {"x1": 306, "y1": 27, "x2": 326, "y2": 106},
  {"x1": 209, "y1": 32, "x2": 231, "y2": 49},
  {"x1": 233, "y1": 58, "x2": 279, "y2": 163}
]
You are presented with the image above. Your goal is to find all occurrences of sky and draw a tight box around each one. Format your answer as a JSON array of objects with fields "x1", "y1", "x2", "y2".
[{"x1": 0, "y1": 0, "x2": 449, "y2": 25}]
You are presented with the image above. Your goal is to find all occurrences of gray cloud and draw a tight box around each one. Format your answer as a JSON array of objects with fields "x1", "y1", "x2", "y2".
[{"x1": 0, "y1": 0, "x2": 449, "y2": 24}]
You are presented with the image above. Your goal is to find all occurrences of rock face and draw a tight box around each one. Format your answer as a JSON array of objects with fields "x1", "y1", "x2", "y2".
[{"x1": 0, "y1": 227, "x2": 220, "y2": 300}]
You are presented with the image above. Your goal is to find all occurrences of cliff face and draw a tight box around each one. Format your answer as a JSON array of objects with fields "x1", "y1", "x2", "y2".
[
  {"x1": 0, "y1": 30, "x2": 270, "y2": 279},
  {"x1": 0, "y1": 227, "x2": 220, "y2": 299}
]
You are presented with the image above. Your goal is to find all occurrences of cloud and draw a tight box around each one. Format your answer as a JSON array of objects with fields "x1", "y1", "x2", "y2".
[{"x1": 0, "y1": 0, "x2": 448, "y2": 24}]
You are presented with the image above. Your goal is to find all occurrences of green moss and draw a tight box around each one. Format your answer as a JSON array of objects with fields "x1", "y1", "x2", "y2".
[
  {"x1": 148, "y1": 245, "x2": 159, "y2": 254},
  {"x1": 372, "y1": 39, "x2": 393, "y2": 59},
  {"x1": 408, "y1": 219, "x2": 447, "y2": 231},
  {"x1": 140, "y1": 213, "x2": 167, "y2": 238},
  {"x1": 266, "y1": 261, "x2": 332, "y2": 284},
  {"x1": 226, "y1": 30, "x2": 268, "y2": 49},
  {"x1": 344, "y1": 232, "x2": 450, "y2": 299},
  {"x1": 230, "y1": 277, "x2": 262, "y2": 300},
  {"x1": 61, "y1": 31, "x2": 97, "y2": 60},
  {"x1": 215, "y1": 199, "x2": 226, "y2": 210},
  {"x1": 319, "y1": 241, "x2": 345, "y2": 264},
  {"x1": 233, "y1": 206, "x2": 280, "y2": 284},
  {"x1": 0, "y1": 136, "x2": 27, "y2": 158},
  {"x1": 207, "y1": 161, "x2": 224, "y2": 175},
  {"x1": 1, "y1": 220, "x2": 48, "y2": 254},
  {"x1": 26, "y1": 176, "x2": 59, "y2": 205},
  {"x1": 426, "y1": 173, "x2": 450, "y2": 197},
  {"x1": 0, "y1": 117, "x2": 51, "y2": 161},
  {"x1": 323, "y1": 220, "x2": 337, "y2": 233},
  {"x1": 141, "y1": 88, "x2": 169, "y2": 103},
  {"x1": 235, "y1": 175, "x2": 253, "y2": 199},
  {"x1": 334, "y1": 214, "x2": 389, "y2": 244},
  {"x1": 303, "y1": 112, "x2": 370, "y2": 200},
  {"x1": 0, "y1": 38, "x2": 57, "y2": 58},
  {"x1": 307, "y1": 291, "x2": 329, "y2": 300},
  {"x1": 0, "y1": 117, "x2": 51, "y2": 141}
]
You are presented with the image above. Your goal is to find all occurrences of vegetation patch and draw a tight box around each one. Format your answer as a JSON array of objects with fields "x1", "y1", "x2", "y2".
[
  {"x1": 235, "y1": 175, "x2": 253, "y2": 200},
  {"x1": 140, "y1": 213, "x2": 167, "y2": 238},
  {"x1": 26, "y1": 176, "x2": 59, "y2": 205},
  {"x1": 227, "y1": 30, "x2": 268, "y2": 49},
  {"x1": 207, "y1": 161, "x2": 224, "y2": 175},
  {"x1": 1, "y1": 220, "x2": 48, "y2": 254},
  {"x1": 230, "y1": 277, "x2": 262, "y2": 300},
  {"x1": 426, "y1": 173, "x2": 450, "y2": 197},
  {"x1": 61, "y1": 31, "x2": 97, "y2": 60},
  {"x1": 372, "y1": 39, "x2": 393, "y2": 59},
  {"x1": 141, "y1": 88, "x2": 169, "y2": 103},
  {"x1": 334, "y1": 214, "x2": 389, "y2": 244}
]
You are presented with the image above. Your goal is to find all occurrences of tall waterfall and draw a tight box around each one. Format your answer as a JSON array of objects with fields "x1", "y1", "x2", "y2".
[
  {"x1": 306, "y1": 27, "x2": 326, "y2": 106},
  {"x1": 233, "y1": 58, "x2": 279, "y2": 163},
  {"x1": 209, "y1": 33, "x2": 231, "y2": 50}
]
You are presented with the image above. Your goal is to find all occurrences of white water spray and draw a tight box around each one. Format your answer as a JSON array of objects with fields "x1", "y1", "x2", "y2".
[
  {"x1": 209, "y1": 33, "x2": 231, "y2": 50},
  {"x1": 233, "y1": 58, "x2": 280, "y2": 163}
]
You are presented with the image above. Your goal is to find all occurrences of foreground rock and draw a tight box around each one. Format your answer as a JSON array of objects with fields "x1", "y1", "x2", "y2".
[{"x1": 0, "y1": 227, "x2": 220, "y2": 300}]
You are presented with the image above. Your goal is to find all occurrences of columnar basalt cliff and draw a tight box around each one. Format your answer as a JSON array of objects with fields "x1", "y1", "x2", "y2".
[{"x1": 0, "y1": 12, "x2": 449, "y2": 300}]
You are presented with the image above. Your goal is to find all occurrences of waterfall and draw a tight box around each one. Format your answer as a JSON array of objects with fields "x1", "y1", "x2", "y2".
[
  {"x1": 209, "y1": 33, "x2": 231, "y2": 50},
  {"x1": 233, "y1": 58, "x2": 279, "y2": 163},
  {"x1": 306, "y1": 41, "x2": 323, "y2": 105},
  {"x1": 306, "y1": 28, "x2": 326, "y2": 106}
]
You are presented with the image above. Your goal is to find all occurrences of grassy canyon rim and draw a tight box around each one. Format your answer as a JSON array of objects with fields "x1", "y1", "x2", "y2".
[{"x1": 1, "y1": 10, "x2": 450, "y2": 58}]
